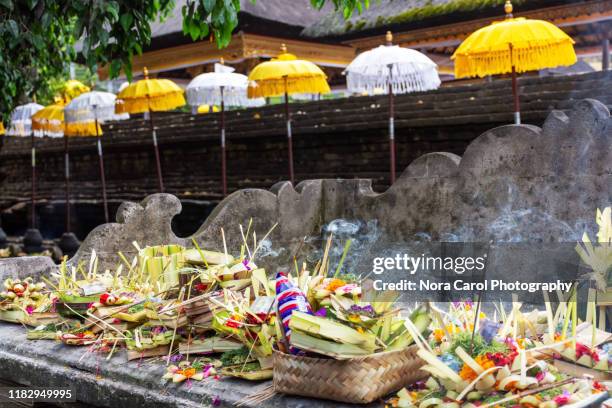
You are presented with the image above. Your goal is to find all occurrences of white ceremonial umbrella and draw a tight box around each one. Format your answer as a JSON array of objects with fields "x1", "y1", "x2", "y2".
[
  {"x1": 64, "y1": 91, "x2": 129, "y2": 223},
  {"x1": 186, "y1": 62, "x2": 264, "y2": 196},
  {"x1": 7, "y1": 102, "x2": 44, "y2": 229},
  {"x1": 7, "y1": 102, "x2": 44, "y2": 137},
  {"x1": 344, "y1": 31, "x2": 441, "y2": 184}
]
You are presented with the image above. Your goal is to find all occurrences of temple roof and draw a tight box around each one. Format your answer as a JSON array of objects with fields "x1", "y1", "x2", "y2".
[
  {"x1": 301, "y1": 0, "x2": 586, "y2": 38},
  {"x1": 151, "y1": 0, "x2": 329, "y2": 39}
]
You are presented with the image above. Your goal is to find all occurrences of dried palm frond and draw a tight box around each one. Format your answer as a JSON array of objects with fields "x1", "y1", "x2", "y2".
[{"x1": 575, "y1": 207, "x2": 612, "y2": 291}]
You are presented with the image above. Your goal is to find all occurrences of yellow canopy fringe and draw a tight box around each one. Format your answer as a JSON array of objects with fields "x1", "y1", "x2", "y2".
[
  {"x1": 116, "y1": 77, "x2": 186, "y2": 114},
  {"x1": 247, "y1": 51, "x2": 331, "y2": 98},
  {"x1": 115, "y1": 91, "x2": 185, "y2": 114},
  {"x1": 32, "y1": 103, "x2": 64, "y2": 135},
  {"x1": 64, "y1": 122, "x2": 103, "y2": 137},
  {"x1": 454, "y1": 40, "x2": 576, "y2": 78},
  {"x1": 32, "y1": 121, "x2": 64, "y2": 135},
  {"x1": 248, "y1": 76, "x2": 330, "y2": 98},
  {"x1": 452, "y1": 17, "x2": 577, "y2": 78}
]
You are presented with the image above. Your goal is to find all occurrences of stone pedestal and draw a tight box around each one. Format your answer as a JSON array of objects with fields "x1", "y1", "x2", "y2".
[
  {"x1": 22, "y1": 228, "x2": 43, "y2": 254},
  {"x1": 58, "y1": 232, "x2": 80, "y2": 258},
  {"x1": 0, "y1": 226, "x2": 6, "y2": 249}
]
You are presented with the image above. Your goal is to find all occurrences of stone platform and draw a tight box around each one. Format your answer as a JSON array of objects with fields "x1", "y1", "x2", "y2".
[
  {"x1": 0, "y1": 321, "x2": 366, "y2": 408},
  {"x1": 0, "y1": 315, "x2": 606, "y2": 407}
]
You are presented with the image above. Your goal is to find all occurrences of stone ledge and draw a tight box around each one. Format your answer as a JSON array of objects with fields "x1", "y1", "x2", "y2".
[{"x1": 0, "y1": 322, "x2": 368, "y2": 407}]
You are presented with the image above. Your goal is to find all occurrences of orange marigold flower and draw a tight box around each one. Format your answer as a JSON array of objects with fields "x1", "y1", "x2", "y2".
[
  {"x1": 475, "y1": 355, "x2": 495, "y2": 370},
  {"x1": 326, "y1": 279, "x2": 346, "y2": 292},
  {"x1": 460, "y1": 355, "x2": 495, "y2": 381},
  {"x1": 459, "y1": 363, "x2": 477, "y2": 381},
  {"x1": 181, "y1": 367, "x2": 196, "y2": 379},
  {"x1": 433, "y1": 329, "x2": 445, "y2": 342}
]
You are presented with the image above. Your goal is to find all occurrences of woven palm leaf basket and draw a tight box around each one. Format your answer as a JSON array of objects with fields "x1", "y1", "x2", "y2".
[{"x1": 273, "y1": 344, "x2": 427, "y2": 404}]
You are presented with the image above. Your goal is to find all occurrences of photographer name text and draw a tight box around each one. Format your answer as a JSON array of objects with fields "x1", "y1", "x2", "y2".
[{"x1": 372, "y1": 279, "x2": 572, "y2": 293}]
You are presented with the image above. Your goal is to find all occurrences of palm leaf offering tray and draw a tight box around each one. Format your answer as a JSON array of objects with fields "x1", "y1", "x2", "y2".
[
  {"x1": 384, "y1": 298, "x2": 610, "y2": 408},
  {"x1": 0, "y1": 209, "x2": 610, "y2": 407},
  {"x1": 0, "y1": 277, "x2": 61, "y2": 325}
]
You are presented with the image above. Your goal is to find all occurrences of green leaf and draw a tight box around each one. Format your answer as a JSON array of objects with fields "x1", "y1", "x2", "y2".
[
  {"x1": 343, "y1": 5, "x2": 352, "y2": 19},
  {"x1": 310, "y1": 0, "x2": 325, "y2": 9},
  {"x1": 106, "y1": 2, "x2": 120, "y2": 22},
  {"x1": 0, "y1": 0, "x2": 13, "y2": 11},
  {"x1": 109, "y1": 59, "x2": 122, "y2": 79},
  {"x1": 30, "y1": 34, "x2": 44, "y2": 50},
  {"x1": 6, "y1": 19, "x2": 18, "y2": 35},
  {"x1": 188, "y1": 24, "x2": 200, "y2": 41},
  {"x1": 99, "y1": 29, "x2": 109, "y2": 47},
  {"x1": 120, "y1": 13, "x2": 133, "y2": 32},
  {"x1": 203, "y1": 0, "x2": 215, "y2": 13}
]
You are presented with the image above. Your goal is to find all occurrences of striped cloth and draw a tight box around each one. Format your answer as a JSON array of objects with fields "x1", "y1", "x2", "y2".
[{"x1": 275, "y1": 271, "x2": 312, "y2": 353}]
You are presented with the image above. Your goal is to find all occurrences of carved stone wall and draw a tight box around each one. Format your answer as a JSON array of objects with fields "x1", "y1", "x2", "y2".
[
  {"x1": 68, "y1": 98, "x2": 610, "y2": 273},
  {"x1": 1, "y1": 72, "x2": 610, "y2": 240}
]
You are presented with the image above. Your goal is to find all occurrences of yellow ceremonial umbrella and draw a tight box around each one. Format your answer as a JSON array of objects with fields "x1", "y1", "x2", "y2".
[
  {"x1": 0, "y1": 122, "x2": 5, "y2": 136},
  {"x1": 32, "y1": 101, "x2": 97, "y2": 236},
  {"x1": 248, "y1": 44, "x2": 330, "y2": 184},
  {"x1": 62, "y1": 80, "x2": 91, "y2": 101},
  {"x1": 32, "y1": 103, "x2": 65, "y2": 136},
  {"x1": 452, "y1": 0, "x2": 576, "y2": 124},
  {"x1": 116, "y1": 67, "x2": 185, "y2": 193}
]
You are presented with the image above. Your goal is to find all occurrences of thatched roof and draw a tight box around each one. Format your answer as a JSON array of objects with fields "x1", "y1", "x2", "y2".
[{"x1": 302, "y1": 0, "x2": 571, "y2": 38}]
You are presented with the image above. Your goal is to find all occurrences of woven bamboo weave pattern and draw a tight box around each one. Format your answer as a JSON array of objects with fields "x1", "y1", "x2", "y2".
[{"x1": 273, "y1": 345, "x2": 426, "y2": 404}]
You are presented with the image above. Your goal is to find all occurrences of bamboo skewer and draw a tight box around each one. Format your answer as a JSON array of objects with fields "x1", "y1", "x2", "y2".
[{"x1": 479, "y1": 378, "x2": 576, "y2": 408}]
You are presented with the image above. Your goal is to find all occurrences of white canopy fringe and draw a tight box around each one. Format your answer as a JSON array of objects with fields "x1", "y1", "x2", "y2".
[
  {"x1": 64, "y1": 91, "x2": 129, "y2": 124},
  {"x1": 7, "y1": 103, "x2": 44, "y2": 137},
  {"x1": 344, "y1": 45, "x2": 441, "y2": 95}
]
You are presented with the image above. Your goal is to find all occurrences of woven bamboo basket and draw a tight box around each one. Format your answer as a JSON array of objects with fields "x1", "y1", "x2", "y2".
[{"x1": 273, "y1": 345, "x2": 427, "y2": 404}]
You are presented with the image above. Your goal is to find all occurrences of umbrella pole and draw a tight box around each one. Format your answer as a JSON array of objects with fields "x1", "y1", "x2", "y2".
[
  {"x1": 511, "y1": 66, "x2": 520, "y2": 125},
  {"x1": 388, "y1": 68, "x2": 396, "y2": 185},
  {"x1": 148, "y1": 108, "x2": 165, "y2": 193},
  {"x1": 30, "y1": 133, "x2": 36, "y2": 228},
  {"x1": 95, "y1": 119, "x2": 109, "y2": 223},
  {"x1": 64, "y1": 133, "x2": 71, "y2": 233},
  {"x1": 509, "y1": 44, "x2": 521, "y2": 125},
  {"x1": 220, "y1": 87, "x2": 227, "y2": 197},
  {"x1": 284, "y1": 77, "x2": 294, "y2": 184}
]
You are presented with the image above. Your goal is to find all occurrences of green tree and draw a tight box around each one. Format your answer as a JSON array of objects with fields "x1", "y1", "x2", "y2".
[{"x1": 0, "y1": 0, "x2": 367, "y2": 121}]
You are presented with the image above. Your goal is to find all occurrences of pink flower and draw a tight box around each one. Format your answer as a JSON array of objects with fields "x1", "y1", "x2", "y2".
[
  {"x1": 554, "y1": 391, "x2": 571, "y2": 406},
  {"x1": 575, "y1": 343, "x2": 600, "y2": 362},
  {"x1": 25, "y1": 305, "x2": 34, "y2": 315},
  {"x1": 212, "y1": 395, "x2": 221, "y2": 406}
]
